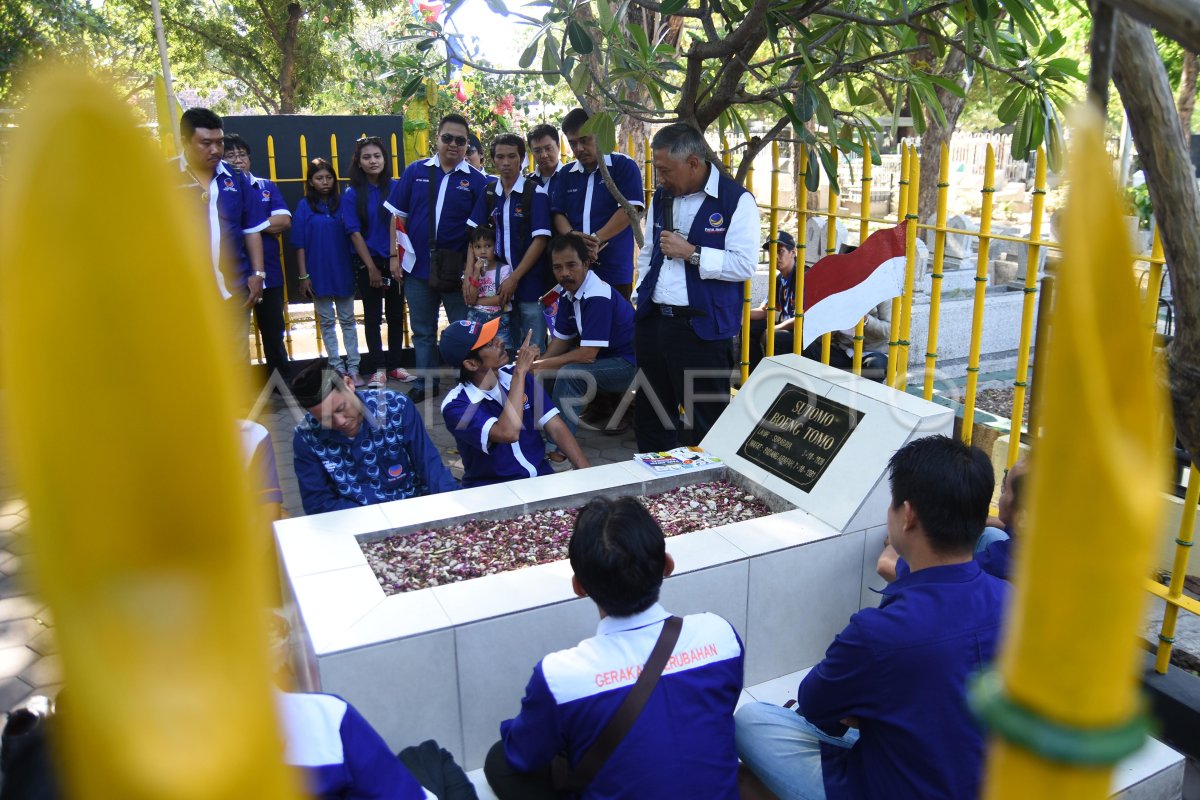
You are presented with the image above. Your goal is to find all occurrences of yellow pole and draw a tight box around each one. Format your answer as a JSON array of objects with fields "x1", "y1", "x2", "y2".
[
  {"x1": 851, "y1": 138, "x2": 872, "y2": 375},
  {"x1": 795, "y1": 145, "x2": 808, "y2": 353},
  {"x1": 299, "y1": 134, "x2": 325, "y2": 357},
  {"x1": 327, "y1": 133, "x2": 339, "y2": 182},
  {"x1": 821, "y1": 146, "x2": 839, "y2": 365},
  {"x1": 886, "y1": 144, "x2": 910, "y2": 386},
  {"x1": 741, "y1": 151, "x2": 755, "y2": 384},
  {"x1": 923, "y1": 142, "x2": 951, "y2": 400},
  {"x1": 644, "y1": 139, "x2": 653, "y2": 210},
  {"x1": 1144, "y1": 228, "x2": 1164, "y2": 340},
  {"x1": 975, "y1": 105, "x2": 1165, "y2": 800},
  {"x1": 626, "y1": 131, "x2": 634, "y2": 161},
  {"x1": 765, "y1": 140, "x2": 781, "y2": 355},
  {"x1": 0, "y1": 67, "x2": 302, "y2": 800},
  {"x1": 1005, "y1": 148, "x2": 1047, "y2": 466},
  {"x1": 961, "y1": 144, "x2": 996, "y2": 444},
  {"x1": 267, "y1": 135, "x2": 295, "y2": 360},
  {"x1": 1155, "y1": 467, "x2": 1199, "y2": 673},
  {"x1": 896, "y1": 147, "x2": 921, "y2": 391}
]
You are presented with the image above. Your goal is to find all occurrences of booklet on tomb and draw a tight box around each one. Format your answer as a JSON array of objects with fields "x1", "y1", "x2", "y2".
[{"x1": 633, "y1": 447, "x2": 723, "y2": 474}]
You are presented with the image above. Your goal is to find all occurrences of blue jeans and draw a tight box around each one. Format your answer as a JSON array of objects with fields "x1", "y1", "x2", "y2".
[
  {"x1": 734, "y1": 702, "x2": 859, "y2": 800},
  {"x1": 405, "y1": 275, "x2": 468, "y2": 391},
  {"x1": 549, "y1": 357, "x2": 636, "y2": 438},
  {"x1": 468, "y1": 306, "x2": 512, "y2": 349},
  {"x1": 976, "y1": 525, "x2": 1010, "y2": 554},
  {"x1": 314, "y1": 295, "x2": 360, "y2": 374},
  {"x1": 510, "y1": 301, "x2": 548, "y2": 353}
]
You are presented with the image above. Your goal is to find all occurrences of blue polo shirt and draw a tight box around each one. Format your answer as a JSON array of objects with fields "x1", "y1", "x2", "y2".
[
  {"x1": 246, "y1": 173, "x2": 291, "y2": 288},
  {"x1": 342, "y1": 178, "x2": 399, "y2": 260},
  {"x1": 384, "y1": 157, "x2": 490, "y2": 280},
  {"x1": 501, "y1": 605, "x2": 744, "y2": 800},
  {"x1": 553, "y1": 270, "x2": 636, "y2": 365},
  {"x1": 177, "y1": 158, "x2": 269, "y2": 299},
  {"x1": 440, "y1": 365, "x2": 560, "y2": 487},
  {"x1": 292, "y1": 389, "x2": 460, "y2": 515},
  {"x1": 468, "y1": 175, "x2": 553, "y2": 302},
  {"x1": 549, "y1": 153, "x2": 644, "y2": 285},
  {"x1": 291, "y1": 198, "x2": 355, "y2": 298},
  {"x1": 797, "y1": 560, "x2": 1008, "y2": 800},
  {"x1": 277, "y1": 692, "x2": 430, "y2": 800},
  {"x1": 976, "y1": 538, "x2": 1014, "y2": 581}
]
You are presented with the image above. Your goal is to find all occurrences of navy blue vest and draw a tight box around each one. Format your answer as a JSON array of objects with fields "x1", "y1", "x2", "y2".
[{"x1": 635, "y1": 167, "x2": 748, "y2": 341}]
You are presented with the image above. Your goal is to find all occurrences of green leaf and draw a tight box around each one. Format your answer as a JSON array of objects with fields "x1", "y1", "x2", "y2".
[
  {"x1": 970, "y1": 0, "x2": 991, "y2": 22},
  {"x1": 542, "y1": 34, "x2": 561, "y2": 84},
  {"x1": 567, "y1": 19, "x2": 593, "y2": 54},
  {"x1": 399, "y1": 75, "x2": 422, "y2": 100},
  {"x1": 1046, "y1": 114, "x2": 1065, "y2": 173},
  {"x1": 595, "y1": 0, "x2": 614, "y2": 30},
  {"x1": 580, "y1": 111, "x2": 616, "y2": 154},
  {"x1": 570, "y1": 60, "x2": 590, "y2": 94},
  {"x1": 660, "y1": 0, "x2": 687, "y2": 13},
  {"x1": 483, "y1": 0, "x2": 508, "y2": 14},
  {"x1": 812, "y1": 84, "x2": 834, "y2": 131},
  {"x1": 996, "y1": 88, "x2": 1025, "y2": 124},
  {"x1": 928, "y1": 75, "x2": 966, "y2": 99},
  {"x1": 1011, "y1": 105, "x2": 1030, "y2": 161},
  {"x1": 519, "y1": 32, "x2": 542, "y2": 69},
  {"x1": 890, "y1": 87, "x2": 903, "y2": 141},
  {"x1": 804, "y1": 146, "x2": 820, "y2": 192},
  {"x1": 629, "y1": 22, "x2": 651, "y2": 56},
  {"x1": 416, "y1": 36, "x2": 437, "y2": 51},
  {"x1": 817, "y1": 145, "x2": 840, "y2": 195},
  {"x1": 907, "y1": 86, "x2": 926, "y2": 135},
  {"x1": 1026, "y1": 97, "x2": 1044, "y2": 151}
]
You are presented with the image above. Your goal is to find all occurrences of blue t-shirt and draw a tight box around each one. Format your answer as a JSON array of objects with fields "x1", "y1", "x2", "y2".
[
  {"x1": 501, "y1": 605, "x2": 744, "y2": 800},
  {"x1": 468, "y1": 175, "x2": 553, "y2": 303},
  {"x1": 291, "y1": 198, "x2": 355, "y2": 298},
  {"x1": 440, "y1": 365, "x2": 560, "y2": 487},
  {"x1": 384, "y1": 157, "x2": 491, "y2": 280},
  {"x1": 552, "y1": 270, "x2": 636, "y2": 365},
  {"x1": 549, "y1": 153, "x2": 644, "y2": 285},
  {"x1": 798, "y1": 560, "x2": 1008, "y2": 800},
  {"x1": 277, "y1": 692, "x2": 428, "y2": 800},
  {"x1": 178, "y1": 158, "x2": 269, "y2": 298},
  {"x1": 246, "y1": 173, "x2": 291, "y2": 288},
  {"x1": 342, "y1": 178, "x2": 399, "y2": 260},
  {"x1": 292, "y1": 389, "x2": 459, "y2": 515}
]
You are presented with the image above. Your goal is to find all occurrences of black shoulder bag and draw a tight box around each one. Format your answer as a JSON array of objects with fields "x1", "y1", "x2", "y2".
[
  {"x1": 551, "y1": 616, "x2": 683, "y2": 793},
  {"x1": 428, "y1": 166, "x2": 467, "y2": 292}
]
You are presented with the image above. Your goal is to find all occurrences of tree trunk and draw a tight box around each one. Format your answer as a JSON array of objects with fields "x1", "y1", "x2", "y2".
[
  {"x1": 1113, "y1": 14, "x2": 1200, "y2": 468},
  {"x1": 918, "y1": 49, "x2": 969, "y2": 222},
  {"x1": 1177, "y1": 50, "x2": 1198, "y2": 139},
  {"x1": 278, "y1": 3, "x2": 301, "y2": 114}
]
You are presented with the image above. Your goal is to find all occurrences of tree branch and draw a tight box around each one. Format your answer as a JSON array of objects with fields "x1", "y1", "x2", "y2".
[
  {"x1": 733, "y1": 116, "x2": 792, "y2": 184},
  {"x1": 624, "y1": 0, "x2": 708, "y2": 19},
  {"x1": 1104, "y1": 0, "x2": 1200, "y2": 54}
]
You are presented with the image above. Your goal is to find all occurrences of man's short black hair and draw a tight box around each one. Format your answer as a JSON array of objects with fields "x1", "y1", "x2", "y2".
[
  {"x1": 569, "y1": 497, "x2": 666, "y2": 617},
  {"x1": 550, "y1": 233, "x2": 590, "y2": 266},
  {"x1": 223, "y1": 133, "x2": 250, "y2": 155},
  {"x1": 887, "y1": 435, "x2": 994, "y2": 555},
  {"x1": 180, "y1": 107, "x2": 223, "y2": 140},
  {"x1": 561, "y1": 108, "x2": 590, "y2": 136},
  {"x1": 527, "y1": 124, "x2": 558, "y2": 145},
  {"x1": 289, "y1": 358, "x2": 345, "y2": 409},
  {"x1": 438, "y1": 113, "x2": 471, "y2": 135},
  {"x1": 490, "y1": 133, "x2": 526, "y2": 161}
]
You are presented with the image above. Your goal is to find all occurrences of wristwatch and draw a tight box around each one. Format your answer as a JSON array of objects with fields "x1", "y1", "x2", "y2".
[
  {"x1": 686, "y1": 249, "x2": 701, "y2": 267},
  {"x1": 253, "y1": 270, "x2": 267, "y2": 279}
]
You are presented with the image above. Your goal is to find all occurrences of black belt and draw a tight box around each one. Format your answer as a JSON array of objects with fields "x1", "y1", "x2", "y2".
[{"x1": 656, "y1": 304, "x2": 705, "y2": 318}]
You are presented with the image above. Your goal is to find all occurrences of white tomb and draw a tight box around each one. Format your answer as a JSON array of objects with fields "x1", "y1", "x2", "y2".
[{"x1": 276, "y1": 356, "x2": 953, "y2": 769}]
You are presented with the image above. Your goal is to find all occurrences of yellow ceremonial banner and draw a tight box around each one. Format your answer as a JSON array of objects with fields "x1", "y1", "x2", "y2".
[
  {"x1": 0, "y1": 69, "x2": 302, "y2": 800},
  {"x1": 980, "y1": 107, "x2": 1168, "y2": 797}
]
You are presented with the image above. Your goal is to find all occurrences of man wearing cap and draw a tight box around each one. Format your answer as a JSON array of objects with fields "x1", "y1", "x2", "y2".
[
  {"x1": 746, "y1": 230, "x2": 798, "y2": 372},
  {"x1": 634, "y1": 123, "x2": 760, "y2": 451},
  {"x1": 440, "y1": 319, "x2": 589, "y2": 487},
  {"x1": 290, "y1": 360, "x2": 459, "y2": 515}
]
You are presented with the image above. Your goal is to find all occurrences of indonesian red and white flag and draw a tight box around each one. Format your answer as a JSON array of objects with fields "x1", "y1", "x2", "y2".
[
  {"x1": 801, "y1": 221, "x2": 908, "y2": 349},
  {"x1": 395, "y1": 217, "x2": 417, "y2": 274}
]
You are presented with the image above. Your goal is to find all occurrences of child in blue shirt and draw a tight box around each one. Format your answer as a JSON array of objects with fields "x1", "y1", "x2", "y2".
[{"x1": 293, "y1": 158, "x2": 361, "y2": 385}]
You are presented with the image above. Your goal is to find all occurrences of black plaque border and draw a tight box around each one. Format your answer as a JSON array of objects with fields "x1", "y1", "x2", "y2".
[{"x1": 736, "y1": 383, "x2": 864, "y2": 493}]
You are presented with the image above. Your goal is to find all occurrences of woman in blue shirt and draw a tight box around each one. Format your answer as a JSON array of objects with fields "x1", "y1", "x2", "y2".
[
  {"x1": 293, "y1": 158, "x2": 361, "y2": 384},
  {"x1": 343, "y1": 136, "x2": 415, "y2": 389}
]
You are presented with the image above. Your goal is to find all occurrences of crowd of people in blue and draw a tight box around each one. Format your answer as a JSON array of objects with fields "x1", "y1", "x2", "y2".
[{"x1": 168, "y1": 105, "x2": 1024, "y2": 799}]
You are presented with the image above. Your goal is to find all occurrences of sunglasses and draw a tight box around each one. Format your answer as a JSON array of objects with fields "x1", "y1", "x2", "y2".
[
  {"x1": 357, "y1": 135, "x2": 384, "y2": 146},
  {"x1": 441, "y1": 133, "x2": 468, "y2": 146}
]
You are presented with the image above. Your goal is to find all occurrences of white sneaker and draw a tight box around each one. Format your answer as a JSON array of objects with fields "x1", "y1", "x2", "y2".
[{"x1": 367, "y1": 369, "x2": 387, "y2": 389}]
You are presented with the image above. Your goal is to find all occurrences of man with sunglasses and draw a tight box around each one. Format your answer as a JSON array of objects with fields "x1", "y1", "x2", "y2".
[{"x1": 385, "y1": 114, "x2": 490, "y2": 403}]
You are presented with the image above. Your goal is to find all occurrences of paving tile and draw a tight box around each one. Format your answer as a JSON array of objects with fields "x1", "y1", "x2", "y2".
[
  {"x1": 0, "y1": 500, "x2": 26, "y2": 518},
  {"x1": 26, "y1": 629, "x2": 57, "y2": 657},
  {"x1": 0, "y1": 515, "x2": 22, "y2": 533},
  {"x1": 0, "y1": 574, "x2": 27, "y2": 599},
  {"x1": 0, "y1": 619, "x2": 48, "y2": 650},
  {"x1": 0, "y1": 596, "x2": 41, "y2": 622},
  {"x1": 19, "y1": 654, "x2": 62, "y2": 689},
  {"x1": 0, "y1": 647, "x2": 39, "y2": 680},
  {"x1": 0, "y1": 677, "x2": 34, "y2": 711}
]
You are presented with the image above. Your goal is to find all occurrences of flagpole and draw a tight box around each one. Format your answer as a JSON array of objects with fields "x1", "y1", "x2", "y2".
[{"x1": 150, "y1": 0, "x2": 181, "y2": 157}]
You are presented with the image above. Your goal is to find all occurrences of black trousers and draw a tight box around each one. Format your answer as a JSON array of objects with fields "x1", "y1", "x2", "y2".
[
  {"x1": 483, "y1": 740, "x2": 563, "y2": 800},
  {"x1": 356, "y1": 261, "x2": 405, "y2": 373},
  {"x1": 633, "y1": 312, "x2": 735, "y2": 452},
  {"x1": 253, "y1": 285, "x2": 290, "y2": 382},
  {"x1": 745, "y1": 318, "x2": 797, "y2": 373}
]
